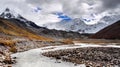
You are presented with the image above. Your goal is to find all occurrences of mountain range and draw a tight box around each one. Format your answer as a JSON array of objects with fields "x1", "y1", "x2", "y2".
[
  {"x1": 43, "y1": 15, "x2": 120, "y2": 33},
  {"x1": 0, "y1": 8, "x2": 120, "y2": 40},
  {"x1": 0, "y1": 8, "x2": 84, "y2": 40},
  {"x1": 0, "y1": 8, "x2": 120, "y2": 65}
]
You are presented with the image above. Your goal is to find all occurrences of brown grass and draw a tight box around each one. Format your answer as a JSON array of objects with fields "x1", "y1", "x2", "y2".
[
  {"x1": 74, "y1": 39, "x2": 120, "y2": 44},
  {"x1": 0, "y1": 37, "x2": 17, "y2": 53},
  {"x1": 0, "y1": 39, "x2": 16, "y2": 47},
  {"x1": 62, "y1": 39, "x2": 74, "y2": 44},
  {"x1": 9, "y1": 46, "x2": 17, "y2": 53}
]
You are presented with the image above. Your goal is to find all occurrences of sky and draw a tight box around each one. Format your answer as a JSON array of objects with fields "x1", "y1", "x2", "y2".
[{"x1": 0, "y1": 0, "x2": 120, "y2": 26}]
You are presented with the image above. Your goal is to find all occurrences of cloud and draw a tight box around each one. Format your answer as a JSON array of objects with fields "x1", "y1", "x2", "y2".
[
  {"x1": 102, "y1": 0, "x2": 120, "y2": 9},
  {"x1": 59, "y1": 0, "x2": 102, "y2": 18},
  {"x1": 0, "y1": 0, "x2": 62, "y2": 25},
  {"x1": 23, "y1": 13, "x2": 61, "y2": 25},
  {"x1": 61, "y1": 0, "x2": 120, "y2": 17},
  {"x1": 0, "y1": 0, "x2": 120, "y2": 26},
  {"x1": 61, "y1": 0, "x2": 120, "y2": 24},
  {"x1": 26, "y1": 0, "x2": 63, "y2": 13}
]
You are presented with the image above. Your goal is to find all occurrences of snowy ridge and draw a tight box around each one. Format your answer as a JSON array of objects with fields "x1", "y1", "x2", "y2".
[
  {"x1": 43, "y1": 18, "x2": 107, "y2": 33},
  {"x1": 43, "y1": 15, "x2": 120, "y2": 33}
]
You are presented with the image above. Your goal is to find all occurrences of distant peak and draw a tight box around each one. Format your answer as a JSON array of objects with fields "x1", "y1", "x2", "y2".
[
  {"x1": 0, "y1": 8, "x2": 18, "y2": 19},
  {"x1": 5, "y1": 8, "x2": 10, "y2": 12}
]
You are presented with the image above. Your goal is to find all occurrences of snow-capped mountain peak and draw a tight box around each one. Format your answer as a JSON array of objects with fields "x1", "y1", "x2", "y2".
[
  {"x1": 0, "y1": 8, "x2": 31, "y2": 26},
  {"x1": 0, "y1": 8, "x2": 19, "y2": 19},
  {"x1": 0, "y1": 8, "x2": 40, "y2": 28}
]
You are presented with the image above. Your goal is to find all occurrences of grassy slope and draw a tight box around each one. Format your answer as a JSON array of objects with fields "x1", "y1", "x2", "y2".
[{"x1": 0, "y1": 18, "x2": 52, "y2": 41}]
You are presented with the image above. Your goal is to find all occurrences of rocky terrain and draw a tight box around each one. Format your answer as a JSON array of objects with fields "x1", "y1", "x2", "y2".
[
  {"x1": 42, "y1": 47, "x2": 120, "y2": 67},
  {"x1": 0, "y1": 37, "x2": 72, "y2": 67}
]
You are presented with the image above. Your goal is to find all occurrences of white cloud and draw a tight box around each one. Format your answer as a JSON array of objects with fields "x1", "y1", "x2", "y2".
[
  {"x1": 22, "y1": 13, "x2": 62, "y2": 26},
  {"x1": 0, "y1": 0, "x2": 120, "y2": 26},
  {"x1": 41, "y1": 3, "x2": 63, "y2": 13}
]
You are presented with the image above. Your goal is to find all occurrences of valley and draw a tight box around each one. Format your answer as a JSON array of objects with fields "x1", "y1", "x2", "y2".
[{"x1": 0, "y1": 8, "x2": 119, "y2": 67}]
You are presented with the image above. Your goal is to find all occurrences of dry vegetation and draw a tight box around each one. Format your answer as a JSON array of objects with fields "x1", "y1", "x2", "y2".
[
  {"x1": 61, "y1": 39, "x2": 74, "y2": 44},
  {"x1": 74, "y1": 39, "x2": 120, "y2": 44},
  {"x1": 0, "y1": 37, "x2": 17, "y2": 53},
  {"x1": 0, "y1": 36, "x2": 16, "y2": 66},
  {"x1": 0, "y1": 39, "x2": 15, "y2": 46}
]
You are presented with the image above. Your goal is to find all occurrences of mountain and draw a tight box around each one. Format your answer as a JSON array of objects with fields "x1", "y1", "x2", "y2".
[
  {"x1": 90, "y1": 20, "x2": 120, "y2": 39},
  {"x1": 0, "y1": 8, "x2": 51, "y2": 40},
  {"x1": 43, "y1": 18, "x2": 105, "y2": 33},
  {"x1": 0, "y1": 8, "x2": 16, "y2": 19},
  {"x1": 0, "y1": 8, "x2": 40, "y2": 28},
  {"x1": 0, "y1": 18, "x2": 52, "y2": 40},
  {"x1": 0, "y1": 8, "x2": 83, "y2": 40},
  {"x1": 43, "y1": 15, "x2": 120, "y2": 33}
]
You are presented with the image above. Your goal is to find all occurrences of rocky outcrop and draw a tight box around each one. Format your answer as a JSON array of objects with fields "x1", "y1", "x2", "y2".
[{"x1": 0, "y1": 50, "x2": 15, "y2": 67}]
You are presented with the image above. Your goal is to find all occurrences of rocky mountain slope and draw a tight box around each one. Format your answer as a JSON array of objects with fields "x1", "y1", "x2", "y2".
[
  {"x1": 0, "y1": 18, "x2": 50, "y2": 40},
  {"x1": 91, "y1": 20, "x2": 120, "y2": 39}
]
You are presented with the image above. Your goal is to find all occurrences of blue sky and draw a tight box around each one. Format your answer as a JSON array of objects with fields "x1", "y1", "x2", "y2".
[
  {"x1": 33, "y1": 7, "x2": 42, "y2": 13},
  {"x1": 34, "y1": 9, "x2": 72, "y2": 21},
  {"x1": 53, "y1": 12, "x2": 72, "y2": 21}
]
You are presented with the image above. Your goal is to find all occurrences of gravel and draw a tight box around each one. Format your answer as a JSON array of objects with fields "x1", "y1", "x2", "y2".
[{"x1": 42, "y1": 47, "x2": 120, "y2": 67}]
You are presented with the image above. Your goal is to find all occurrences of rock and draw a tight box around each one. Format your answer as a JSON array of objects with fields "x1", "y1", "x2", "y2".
[{"x1": 42, "y1": 47, "x2": 120, "y2": 66}]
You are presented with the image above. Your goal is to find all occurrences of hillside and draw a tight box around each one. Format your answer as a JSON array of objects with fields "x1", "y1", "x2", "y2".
[
  {"x1": 0, "y1": 18, "x2": 51, "y2": 41},
  {"x1": 91, "y1": 20, "x2": 120, "y2": 39}
]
